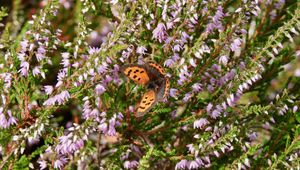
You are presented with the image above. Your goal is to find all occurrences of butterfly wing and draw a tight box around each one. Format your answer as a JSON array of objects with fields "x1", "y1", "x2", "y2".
[
  {"x1": 136, "y1": 89, "x2": 157, "y2": 117},
  {"x1": 148, "y1": 62, "x2": 166, "y2": 76},
  {"x1": 163, "y1": 77, "x2": 170, "y2": 99},
  {"x1": 156, "y1": 77, "x2": 170, "y2": 101},
  {"x1": 122, "y1": 65, "x2": 150, "y2": 85}
]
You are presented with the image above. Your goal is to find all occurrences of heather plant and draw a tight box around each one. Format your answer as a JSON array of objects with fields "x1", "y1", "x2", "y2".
[{"x1": 0, "y1": 0, "x2": 299, "y2": 169}]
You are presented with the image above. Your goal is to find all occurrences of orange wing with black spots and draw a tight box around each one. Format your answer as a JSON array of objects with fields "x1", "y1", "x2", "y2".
[
  {"x1": 148, "y1": 62, "x2": 166, "y2": 76},
  {"x1": 123, "y1": 65, "x2": 150, "y2": 85},
  {"x1": 136, "y1": 90, "x2": 157, "y2": 117},
  {"x1": 163, "y1": 77, "x2": 170, "y2": 99}
]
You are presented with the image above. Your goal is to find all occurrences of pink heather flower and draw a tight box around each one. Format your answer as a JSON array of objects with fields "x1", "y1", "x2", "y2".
[
  {"x1": 90, "y1": 109, "x2": 100, "y2": 119},
  {"x1": 183, "y1": 92, "x2": 192, "y2": 102},
  {"x1": 18, "y1": 61, "x2": 30, "y2": 76},
  {"x1": 244, "y1": 158, "x2": 251, "y2": 167},
  {"x1": 99, "y1": 122, "x2": 108, "y2": 133},
  {"x1": 88, "y1": 46, "x2": 101, "y2": 55},
  {"x1": 295, "y1": 50, "x2": 300, "y2": 58},
  {"x1": 130, "y1": 161, "x2": 139, "y2": 168},
  {"x1": 219, "y1": 55, "x2": 228, "y2": 65},
  {"x1": 175, "y1": 159, "x2": 188, "y2": 170},
  {"x1": 61, "y1": 52, "x2": 70, "y2": 67},
  {"x1": 97, "y1": 62, "x2": 108, "y2": 74},
  {"x1": 189, "y1": 58, "x2": 197, "y2": 67},
  {"x1": 206, "y1": 103, "x2": 213, "y2": 113},
  {"x1": 192, "y1": 83, "x2": 202, "y2": 92},
  {"x1": 193, "y1": 118, "x2": 209, "y2": 129},
  {"x1": 43, "y1": 97, "x2": 56, "y2": 106},
  {"x1": 43, "y1": 90, "x2": 70, "y2": 106},
  {"x1": 36, "y1": 46, "x2": 46, "y2": 61},
  {"x1": 56, "y1": 135, "x2": 84, "y2": 155},
  {"x1": 56, "y1": 91, "x2": 71, "y2": 105},
  {"x1": 181, "y1": 31, "x2": 190, "y2": 43},
  {"x1": 32, "y1": 66, "x2": 45, "y2": 78},
  {"x1": 189, "y1": 160, "x2": 199, "y2": 169},
  {"x1": 53, "y1": 157, "x2": 67, "y2": 170},
  {"x1": 230, "y1": 38, "x2": 242, "y2": 52},
  {"x1": 203, "y1": 156, "x2": 211, "y2": 164},
  {"x1": 117, "y1": 112, "x2": 124, "y2": 121},
  {"x1": 124, "y1": 160, "x2": 139, "y2": 169},
  {"x1": 262, "y1": 122, "x2": 271, "y2": 130},
  {"x1": 169, "y1": 88, "x2": 178, "y2": 98},
  {"x1": 210, "y1": 109, "x2": 221, "y2": 119},
  {"x1": 7, "y1": 110, "x2": 17, "y2": 126},
  {"x1": 59, "y1": 0, "x2": 71, "y2": 9},
  {"x1": 0, "y1": 113, "x2": 8, "y2": 128},
  {"x1": 173, "y1": 44, "x2": 182, "y2": 52},
  {"x1": 17, "y1": 53, "x2": 26, "y2": 61},
  {"x1": 152, "y1": 23, "x2": 167, "y2": 43},
  {"x1": 20, "y1": 40, "x2": 29, "y2": 52},
  {"x1": 214, "y1": 150, "x2": 220, "y2": 157},
  {"x1": 38, "y1": 160, "x2": 47, "y2": 170},
  {"x1": 129, "y1": 106, "x2": 135, "y2": 113},
  {"x1": 107, "y1": 124, "x2": 116, "y2": 136},
  {"x1": 57, "y1": 70, "x2": 67, "y2": 81},
  {"x1": 274, "y1": 0, "x2": 285, "y2": 9},
  {"x1": 164, "y1": 58, "x2": 175, "y2": 67},
  {"x1": 123, "y1": 161, "x2": 131, "y2": 169},
  {"x1": 102, "y1": 75, "x2": 113, "y2": 85},
  {"x1": 44, "y1": 85, "x2": 54, "y2": 95},
  {"x1": 38, "y1": 46, "x2": 46, "y2": 54},
  {"x1": 136, "y1": 46, "x2": 147, "y2": 55},
  {"x1": 186, "y1": 144, "x2": 195, "y2": 154},
  {"x1": 195, "y1": 158, "x2": 204, "y2": 166},
  {"x1": 95, "y1": 84, "x2": 106, "y2": 95},
  {"x1": 248, "y1": 132, "x2": 257, "y2": 141},
  {"x1": 206, "y1": 6, "x2": 225, "y2": 33},
  {"x1": 36, "y1": 53, "x2": 45, "y2": 62},
  {"x1": 293, "y1": 106, "x2": 298, "y2": 113}
]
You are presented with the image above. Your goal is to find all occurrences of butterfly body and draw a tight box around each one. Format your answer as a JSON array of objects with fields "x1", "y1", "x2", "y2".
[{"x1": 122, "y1": 62, "x2": 169, "y2": 117}]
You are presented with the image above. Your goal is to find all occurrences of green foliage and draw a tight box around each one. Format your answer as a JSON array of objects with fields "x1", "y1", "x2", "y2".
[
  {"x1": 0, "y1": 7, "x2": 8, "y2": 22},
  {"x1": 13, "y1": 156, "x2": 29, "y2": 170}
]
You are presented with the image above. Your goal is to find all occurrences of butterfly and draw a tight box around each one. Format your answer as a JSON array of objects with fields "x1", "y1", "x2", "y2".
[{"x1": 122, "y1": 62, "x2": 170, "y2": 117}]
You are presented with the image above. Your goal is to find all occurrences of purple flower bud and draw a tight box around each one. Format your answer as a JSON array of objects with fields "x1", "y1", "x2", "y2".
[
  {"x1": 219, "y1": 55, "x2": 228, "y2": 65},
  {"x1": 214, "y1": 150, "x2": 220, "y2": 157},
  {"x1": 230, "y1": 38, "x2": 242, "y2": 52},
  {"x1": 99, "y1": 122, "x2": 108, "y2": 133},
  {"x1": 18, "y1": 61, "x2": 30, "y2": 76},
  {"x1": 44, "y1": 85, "x2": 54, "y2": 95},
  {"x1": 193, "y1": 118, "x2": 209, "y2": 129},
  {"x1": 95, "y1": 84, "x2": 106, "y2": 95},
  {"x1": 54, "y1": 156, "x2": 67, "y2": 170},
  {"x1": 152, "y1": 23, "x2": 167, "y2": 43},
  {"x1": 170, "y1": 88, "x2": 178, "y2": 98},
  {"x1": 38, "y1": 160, "x2": 47, "y2": 170},
  {"x1": 164, "y1": 58, "x2": 175, "y2": 68},
  {"x1": 0, "y1": 112, "x2": 8, "y2": 128},
  {"x1": 124, "y1": 161, "x2": 131, "y2": 169},
  {"x1": 189, "y1": 160, "x2": 199, "y2": 169},
  {"x1": 192, "y1": 83, "x2": 202, "y2": 93},
  {"x1": 248, "y1": 132, "x2": 257, "y2": 141},
  {"x1": 175, "y1": 159, "x2": 188, "y2": 170},
  {"x1": 206, "y1": 103, "x2": 213, "y2": 113},
  {"x1": 88, "y1": 47, "x2": 101, "y2": 55},
  {"x1": 136, "y1": 46, "x2": 147, "y2": 55},
  {"x1": 130, "y1": 160, "x2": 139, "y2": 168},
  {"x1": 7, "y1": 110, "x2": 17, "y2": 126},
  {"x1": 210, "y1": 109, "x2": 221, "y2": 119}
]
